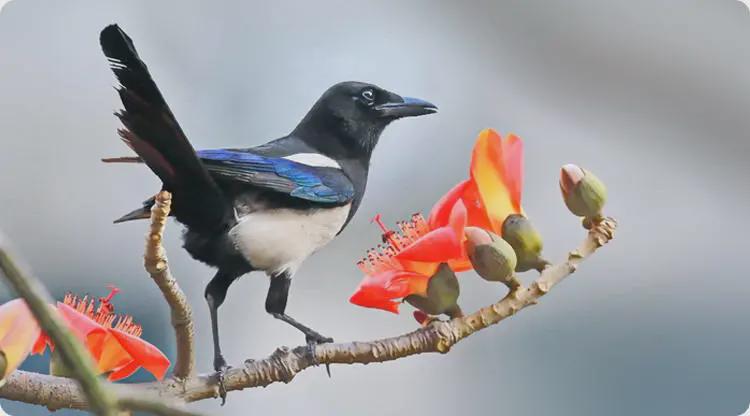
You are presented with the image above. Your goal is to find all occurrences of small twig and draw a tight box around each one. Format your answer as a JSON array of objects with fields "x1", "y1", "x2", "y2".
[
  {"x1": 0, "y1": 217, "x2": 617, "y2": 409},
  {"x1": 118, "y1": 396, "x2": 204, "y2": 416},
  {"x1": 144, "y1": 191, "x2": 195, "y2": 379},
  {"x1": 0, "y1": 235, "x2": 119, "y2": 416}
]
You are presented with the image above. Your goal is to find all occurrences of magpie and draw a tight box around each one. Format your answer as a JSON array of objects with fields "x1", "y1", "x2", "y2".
[{"x1": 99, "y1": 24, "x2": 437, "y2": 389}]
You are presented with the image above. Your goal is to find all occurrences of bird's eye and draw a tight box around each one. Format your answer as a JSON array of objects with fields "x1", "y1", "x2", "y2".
[{"x1": 361, "y1": 89, "x2": 375, "y2": 102}]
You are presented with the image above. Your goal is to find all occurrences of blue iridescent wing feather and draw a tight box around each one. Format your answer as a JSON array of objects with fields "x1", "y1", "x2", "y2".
[{"x1": 197, "y1": 149, "x2": 354, "y2": 204}]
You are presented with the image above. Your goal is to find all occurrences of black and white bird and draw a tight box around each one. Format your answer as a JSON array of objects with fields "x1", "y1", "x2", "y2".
[{"x1": 99, "y1": 24, "x2": 437, "y2": 389}]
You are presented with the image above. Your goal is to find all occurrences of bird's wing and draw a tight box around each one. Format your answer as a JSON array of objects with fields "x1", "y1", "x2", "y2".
[
  {"x1": 100, "y1": 24, "x2": 228, "y2": 229},
  {"x1": 197, "y1": 149, "x2": 355, "y2": 204}
]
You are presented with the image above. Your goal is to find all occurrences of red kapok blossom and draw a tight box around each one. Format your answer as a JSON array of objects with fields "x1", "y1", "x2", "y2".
[
  {"x1": 350, "y1": 200, "x2": 467, "y2": 313},
  {"x1": 350, "y1": 129, "x2": 526, "y2": 314},
  {"x1": 431, "y1": 128, "x2": 524, "y2": 234},
  {"x1": 34, "y1": 287, "x2": 170, "y2": 381}
]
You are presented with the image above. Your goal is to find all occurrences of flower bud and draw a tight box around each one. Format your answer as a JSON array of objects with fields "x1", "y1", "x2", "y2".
[
  {"x1": 560, "y1": 164, "x2": 607, "y2": 218},
  {"x1": 0, "y1": 353, "x2": 6, "y2": 382},
  {"x1": 464, "y1": 227, "x2": 517, "y2": 286},
  {"x1": 501, "y1": 214, "x2": 548, "y2": 272},
  {"x1": 405, "y1": 263, "x2": 462, "y2": 318}
]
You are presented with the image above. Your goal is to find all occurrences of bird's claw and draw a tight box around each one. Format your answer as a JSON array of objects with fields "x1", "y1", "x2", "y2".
[
  {"x1": 217, "y1": 369, "x2": 228, "y2": 405},
  {"x1": 305, "y1": 333, "x2": 333, "y2": 378},
  {"x1": 213, "y1": 355, "x2": 230, "y2": 405},
  {"x1": 418, "y1": 315, "x2": 441, "y2": 327}
]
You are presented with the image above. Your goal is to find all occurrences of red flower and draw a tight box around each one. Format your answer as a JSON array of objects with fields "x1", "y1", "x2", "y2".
[
  {"x1": 34, "y1": 287, "x2": 170, "y2": 381},
  {"x1": 351, "y1": 201, "x2": 468, "y2": 313},
  {"x1": 350, "y1": 129, "x2": 524, "y2": 313},
  {"x1": 432, "y1": 128, "x2": 523, "y2": 235}
]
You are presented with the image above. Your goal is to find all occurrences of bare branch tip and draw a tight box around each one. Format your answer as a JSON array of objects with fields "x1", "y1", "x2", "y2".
[{"x1": 155, "y1": 191, "x2": 173, "y2": 205}]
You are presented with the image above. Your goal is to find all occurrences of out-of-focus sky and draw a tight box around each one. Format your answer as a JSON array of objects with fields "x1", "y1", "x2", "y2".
[{"x1": 1, "y1": 0, "x2": 749, "y2": 415}]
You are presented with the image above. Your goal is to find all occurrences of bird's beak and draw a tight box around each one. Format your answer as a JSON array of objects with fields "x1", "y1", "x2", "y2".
[{"x1": 375, "y1": 96, "x2": 438, "y2": 118}]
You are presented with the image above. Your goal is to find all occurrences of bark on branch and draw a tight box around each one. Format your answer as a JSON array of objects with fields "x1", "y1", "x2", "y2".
[
  {"x1": 0, "y1": 212, "x2": 616, "y2": 410},
  {"x1": 144, "y1": 191, "x2": 195, "y2": 379},
  {"x1": 117, "y1": 396, "x2": 201, "y2": 416}
]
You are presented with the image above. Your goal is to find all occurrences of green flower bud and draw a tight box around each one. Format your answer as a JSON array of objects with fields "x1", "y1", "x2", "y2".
[
  {"x1": 0, "y1": 352, "x2": 6, "y2": 383},
  {"x1": 501, "y1": 214, "x2": 548, "y2": 272},
  {"x1": 464, "y1": 227, "x2": 517, "y2": 287},
  {"x1": 405, "y1": 263, "x2": 462, "y2": 318},
  {"x1": 560, "y1": 164, "x2": 607, "y2": 219}
]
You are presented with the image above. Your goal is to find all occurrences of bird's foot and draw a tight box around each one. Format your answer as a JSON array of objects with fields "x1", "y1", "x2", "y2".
[
  {"x1": 305, "y1": 332, "x2": 334, "y2": 378},
  {"x1": 213, "y1": 355, "x2": 230, "y2": 406},
  {"x1": 419, "y1": 315, "x2": 442, "y2": 327}
]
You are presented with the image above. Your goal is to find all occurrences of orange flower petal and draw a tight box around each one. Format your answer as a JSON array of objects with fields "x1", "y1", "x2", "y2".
[
  {"x1": 56, "y1": 302, "x2": 107, "y2": 358},
  {"x1": 350, "y1": 294, "x2": 401, "y2": 314},
  {"x1": 109, "y1": 328, "x2": 170, "y2": 380},
  {"x1": 32, "y1": 333, "x2": 49, "y2": 355},
  {"x1": 447, "y1": 257, "x2": 473, "y2": 272},
  {"x1": 108, "y1": 359, "x2": 140, "y2": 382},
  {"x1": 430, "y1": 178, "x2": 493, "y2": 232},
  {"x1": 96, "y1": 332, "x2": 131, "y2": 374},
  {"x1": 428, "y1": 180, "x2": 470, "y2": 229},
  {"x1": 384, "y1": 271, "x2": 430, "y2": 298},
  {"x1": 395, "y1": 227, "x2": 462, "y2": 263},
  {"x1": 398, "y1": 259, "x2": 440, "y2": 276},
  {"x1": 350, "y1": 270, "x2": 431, "y2": 313},
  {"x1": 470, "y1": 129, "x2": 522, "y2": 233},
  {"x1": 398, "y1": 260, "x2": 440, "y2": 276},
  {"x1": 397, "y1": 201, "x2": 467, "y2": 263},
  {"x1": 461, "y1": 180, "x2": 494, "y2": 231},
  {"x1": 448, "y1": 200, "x2": 468, "y2": 239},
  {"x1": 0, "y1": 299, "x2": 41, "y2": 378},
  {"x1": 87, "y1": 331, "x2": 109, "y2": 362},
  {"x1": 502, "y1": 134, "x2": 524, "y2": 213}
]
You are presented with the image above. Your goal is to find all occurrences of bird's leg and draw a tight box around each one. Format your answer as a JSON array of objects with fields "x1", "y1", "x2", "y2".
[
  {"x1": 207, "y1": 294, "x2": 227, "y2": 369},
  {"x1": 205, "y1": 271, "x2": 236, "y2": 405},
  {"x1": 266, "y1": 272, "x2": 333, "y2": 375},
  {"x1": 270, "y1": 312, "x2": 335, "y2": 344}
]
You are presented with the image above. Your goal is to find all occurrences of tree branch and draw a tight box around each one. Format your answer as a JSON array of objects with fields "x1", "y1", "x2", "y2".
[
  {"x1": 0, "y1": 237, "x2": 119, "y2": 415},
  {"x1": 118, "y1": 396, "x2": 203, "y2": 416},
  {"x1": 0, "y1": 216, "x2": 616, "y2": 410},
  {"x1": 144, "y1": 191, "x2": 195, "y2": 379}
]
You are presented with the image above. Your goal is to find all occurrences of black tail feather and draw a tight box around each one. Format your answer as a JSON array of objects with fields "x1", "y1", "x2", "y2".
[{"x1": 100, "y1": 24, "x2": 227, "y2": 230}]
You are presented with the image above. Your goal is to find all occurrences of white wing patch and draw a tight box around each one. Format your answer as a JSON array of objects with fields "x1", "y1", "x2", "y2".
[{"x1": 282, "y1": 153, "x2": 340, "y2": 169}]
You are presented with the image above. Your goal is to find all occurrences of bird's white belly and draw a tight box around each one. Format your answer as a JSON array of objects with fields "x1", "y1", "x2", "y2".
[{"x1": 228, "y1": 204, "x2": 351, "y2": 275}]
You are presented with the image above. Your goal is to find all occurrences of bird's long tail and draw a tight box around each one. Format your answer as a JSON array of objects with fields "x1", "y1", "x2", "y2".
[{"x1": 100, "y1": 24, "x2": 227, "y2": 230}]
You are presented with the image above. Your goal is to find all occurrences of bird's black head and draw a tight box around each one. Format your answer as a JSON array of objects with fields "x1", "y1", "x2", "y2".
[{"x1": 294, "y1": 81, "x2": 437, "y2": 156}]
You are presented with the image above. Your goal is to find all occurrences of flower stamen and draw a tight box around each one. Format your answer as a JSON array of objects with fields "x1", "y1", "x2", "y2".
[
  {"x1": 359, "y1": 212, "x2": 431, "y2": 273},
  {"x1": 62, "y1": 288, "x2": 142, "y2": 337}
]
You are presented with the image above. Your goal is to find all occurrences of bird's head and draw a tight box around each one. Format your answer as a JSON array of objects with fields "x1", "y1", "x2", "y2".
[{"x1": 294, "y1": 81, "x2": 437, "y2": 156}]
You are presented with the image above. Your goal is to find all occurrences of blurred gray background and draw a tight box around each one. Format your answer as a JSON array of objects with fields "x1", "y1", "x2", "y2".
[{"x1": 1, "y1": 0, "x2": 749, "y2": 414}]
